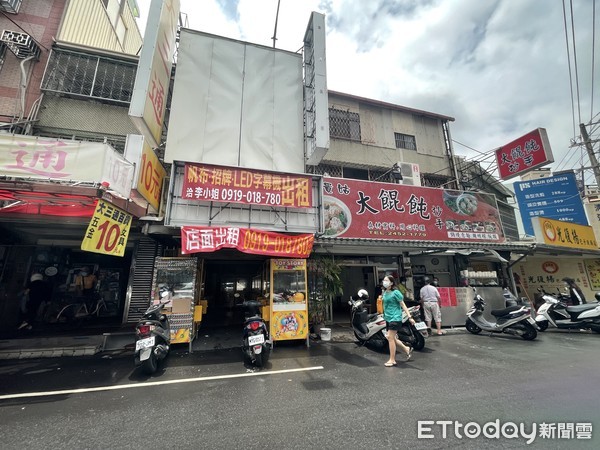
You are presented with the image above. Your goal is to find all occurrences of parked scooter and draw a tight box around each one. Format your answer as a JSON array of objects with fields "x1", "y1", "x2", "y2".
[
  {"x1": 466, "y1": 288, "x2": 538, "y2": 340},
  {"x1": 134, "y1": 288, "x2": 171, "y2": 374},
  {"x1": 535, "y1": 288, "x2": 600, "y2": 333},
  {"x1": 241, "y1": 299, "x2": 271, "y2": 367},
  {"x1": 349, "y1": 289, "x2": 427, "y2": 350}
]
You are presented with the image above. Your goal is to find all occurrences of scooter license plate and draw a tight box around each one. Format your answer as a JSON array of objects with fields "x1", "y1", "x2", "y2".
[
  {"x1": 135, "y1": 336, "x2": 155, "y2": 351},
  {"x1": 414, "y1": 321, "x2": 427, "y2": 331},
  {"x1": 248, "y1": 334, "x2": 265, "y2": 346}
]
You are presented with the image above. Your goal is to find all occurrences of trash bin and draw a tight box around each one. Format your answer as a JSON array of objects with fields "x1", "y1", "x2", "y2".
[{"x1": 320, "y1": 327, "x2": 331, "y2": 341}]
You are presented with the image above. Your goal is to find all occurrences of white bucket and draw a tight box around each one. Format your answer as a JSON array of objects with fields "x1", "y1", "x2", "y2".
[{"x1": 320, "y1": 327, "x2": 332, "y2": 341}]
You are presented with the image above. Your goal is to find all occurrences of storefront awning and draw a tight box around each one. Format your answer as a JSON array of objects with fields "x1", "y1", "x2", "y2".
[
  {"x1": 314, "y1": 236, "x2": 533, "y2": 254},
  {"x1": 0, "y1": 181, "x2": 147, "y2": 218}
]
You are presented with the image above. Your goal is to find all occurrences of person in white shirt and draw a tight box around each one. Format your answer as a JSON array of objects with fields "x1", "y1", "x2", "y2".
[{"x1": 420, "y1": 277, "x2": 444, "y2": 335}]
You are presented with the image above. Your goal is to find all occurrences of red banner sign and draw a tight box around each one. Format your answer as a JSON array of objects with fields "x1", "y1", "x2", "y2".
[
  {"x1": 181, "y1": 226, "x2": 314, "y2": 258},
  {"x1": 495, "y1": 128, "x2": 553, "y2": 180},
  {"x1": 323, "y1": 177, "x2": 505, "y2": 243},
  {"x1": 181, "y1": 163, "x2": 313, "y2": 209}
]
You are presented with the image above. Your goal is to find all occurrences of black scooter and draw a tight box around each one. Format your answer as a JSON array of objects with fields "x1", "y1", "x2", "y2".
[
  {"x1": 134, "y1": 291, "x2": 171, "y2": 374},
  {"x1": 241, "y1": 299, "x2": 271, "y2": 367}
]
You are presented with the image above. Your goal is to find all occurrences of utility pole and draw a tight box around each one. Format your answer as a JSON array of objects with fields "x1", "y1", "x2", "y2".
[{"x1": 580, "y1": 123, "x2": 600, "y2": 187}]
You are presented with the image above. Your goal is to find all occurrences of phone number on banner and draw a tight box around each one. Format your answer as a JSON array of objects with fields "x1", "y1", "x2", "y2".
[{"x1": 188, "y1": 187, "x2": 283, "y2": 206}]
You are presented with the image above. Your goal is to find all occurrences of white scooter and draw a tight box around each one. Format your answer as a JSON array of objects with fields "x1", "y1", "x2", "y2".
[
  {"x1": 349, "y1": 289, "x2": 427, "y2": 350},
  {"x1": 466, "y1": 288, "x2": 538, "y2": 340},
  {"x1": 535, "y1": 288, "x2": 600, "y2": 333}
]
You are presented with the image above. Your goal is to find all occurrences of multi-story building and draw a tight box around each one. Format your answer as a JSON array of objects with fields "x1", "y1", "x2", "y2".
[{"x1": 0, "y1": 0, "x2": 149, "y2": 334}]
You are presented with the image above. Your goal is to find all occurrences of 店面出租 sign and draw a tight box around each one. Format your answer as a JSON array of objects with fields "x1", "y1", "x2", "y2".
[{"x1": 181, "y1": 226, "x2": 314, "y2": 258}]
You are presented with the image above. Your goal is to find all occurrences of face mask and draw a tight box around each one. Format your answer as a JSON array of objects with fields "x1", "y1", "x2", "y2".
[{"x1": 382, "y1": 280, "x2": 391, "y2": 289}]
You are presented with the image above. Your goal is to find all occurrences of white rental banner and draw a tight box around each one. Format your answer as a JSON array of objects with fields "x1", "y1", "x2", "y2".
[
  {"x1": 0, "y1": 134, "x2": 133, "y2": 199},
  {"x1": 165, "y1": 30, "x2": 304, "y2": 173}
]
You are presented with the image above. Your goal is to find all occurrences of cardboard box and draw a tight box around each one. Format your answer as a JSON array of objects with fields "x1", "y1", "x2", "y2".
[{"x1": 171, "y1": 298, "x2": 192, "y2": 314}]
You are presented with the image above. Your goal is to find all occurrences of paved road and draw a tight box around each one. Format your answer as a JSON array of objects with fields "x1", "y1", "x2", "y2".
[{"x1": 0, "y1": 329, "x2": 598, "y2": 449}]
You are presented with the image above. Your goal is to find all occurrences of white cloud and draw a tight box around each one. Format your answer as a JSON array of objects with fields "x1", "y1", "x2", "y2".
[{"x1": 136, "y1": 0, "x2": 599, "y2": 182}]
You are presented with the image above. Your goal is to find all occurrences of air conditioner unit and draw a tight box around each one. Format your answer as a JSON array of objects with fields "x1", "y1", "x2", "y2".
[
  {"x1": 0, "y1": 0, "x2": 22, "y2": 14},
  {"x1": 397, "y1": 162, "x2": 421, "y2": 186},
  {"x1": 0, "y1": 29, "x2": 40, "y2": 59}
]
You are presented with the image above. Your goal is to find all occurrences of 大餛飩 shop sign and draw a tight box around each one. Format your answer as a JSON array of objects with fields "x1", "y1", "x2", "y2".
[
  {"x1": 495, "y1": 128, "x2": 554, "y2": 181},
  {"x1": 181, "y1": 163, "x2": 313, "y2": 209},
  {"x1": 81, "y1": 200, "x2": 132, "y2": 257},
  {"x1": 322, "y1": 176, "x2": 505, "y2": 243},
  {"x1": 180, "y1": 226, "x2": 314, "y2": 258}
]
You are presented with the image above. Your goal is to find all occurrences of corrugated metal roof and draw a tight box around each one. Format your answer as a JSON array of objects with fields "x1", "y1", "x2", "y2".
[{"x1": 315, "y1": 236, "x2": 533, "y2": 252}]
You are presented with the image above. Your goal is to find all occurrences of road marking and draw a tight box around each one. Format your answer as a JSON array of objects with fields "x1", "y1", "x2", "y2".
[{"x1": 0, "y1": 366, "x2": 324, "y2": 400}]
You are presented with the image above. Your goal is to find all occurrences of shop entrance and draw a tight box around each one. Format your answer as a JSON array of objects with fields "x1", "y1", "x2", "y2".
[
  {"x1": 201, "y1": 252, "x2": 267, "y2": 329},
  {"x1": 333, "y1": 265, "x2": 377, "y2": 322}
]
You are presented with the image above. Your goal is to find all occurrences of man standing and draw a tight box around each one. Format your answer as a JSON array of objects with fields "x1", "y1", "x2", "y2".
[{"x1": 420, "y1": 277, "x2": 444, "y2": 335}]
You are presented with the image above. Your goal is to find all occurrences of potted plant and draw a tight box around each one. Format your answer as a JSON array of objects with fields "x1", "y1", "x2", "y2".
[{"x1": 307, "y1": 256, "x2": 343, "y2": 335}]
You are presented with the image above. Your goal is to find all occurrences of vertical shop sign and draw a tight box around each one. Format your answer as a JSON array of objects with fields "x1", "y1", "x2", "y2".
[
  {"x1": 137, "y1": 140, "x2": 166, "y2": 211},
  {"x1": 129, "y1": 0, "x2": 180, "y2": 148},
  {"x1": 81, "y1": 200, "x2": 132, "y2": 257}
]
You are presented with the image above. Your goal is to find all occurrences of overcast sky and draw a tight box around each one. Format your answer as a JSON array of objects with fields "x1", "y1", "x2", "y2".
[{"x1": 136, "y1": 0, "x2": 599, "y2": 184}]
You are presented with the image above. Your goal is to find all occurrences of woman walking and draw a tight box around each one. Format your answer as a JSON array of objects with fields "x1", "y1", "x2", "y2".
[{"x1": 381, "y1": 275, "x2": 414, "y2": 366}]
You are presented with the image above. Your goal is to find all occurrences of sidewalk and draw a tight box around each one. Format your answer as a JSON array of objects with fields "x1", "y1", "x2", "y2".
[{"x1": 0, "y1": 324, "x2": 467, "y2": 360}]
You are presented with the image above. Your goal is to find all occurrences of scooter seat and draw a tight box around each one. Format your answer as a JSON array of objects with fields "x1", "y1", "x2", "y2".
[
  {"x1": 566, "y1": 302, "x2": 598, "y2": 313},
  {"x1": 491, "y1": 305, "x2": 522, "y2": 317}
]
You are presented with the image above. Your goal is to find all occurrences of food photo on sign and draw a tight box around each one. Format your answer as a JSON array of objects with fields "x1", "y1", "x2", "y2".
[{"x1": 322, "y1": 177, "x2": 505, "y2": 242}]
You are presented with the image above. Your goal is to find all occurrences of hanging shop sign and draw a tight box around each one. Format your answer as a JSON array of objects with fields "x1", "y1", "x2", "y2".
[
  {"x1": 532, "y1": 217, "x2": 598, "y2": 250},
  {"x1": 0, "y1": 134, "x2": 134, "y2": 199},
  {"x1": 181, "y1": 163, "x2": 313, "y2": 209},
  {"x1": 81, "y1": 200, "x2": 132, "y2": 257},
  {"x1": 323, "y1": 177, "x2": 505, "y2": 243},
  {"x1": 180, "y1": 226, "x2": 314, "y2": 258},
  {"x1": 495, "y1": 128, "x2": 553, "y2": 181},
  {"x1": 123, "y1": 134, "x2": 167, "y2": 211},
  {"x1": 514, "y1": 171, "x2": 587, "y2": 237}
]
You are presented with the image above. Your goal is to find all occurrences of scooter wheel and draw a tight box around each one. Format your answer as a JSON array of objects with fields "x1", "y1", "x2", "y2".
[
  {"x1": 253, "y1": 352, "x2": 264, "y2": 368},
  {"x1": 466, "y1": 319, "x2": 482, "y2": 334},
  {"x1": 140, "y1": 351, "x2": 158, "y2": 374},
  {"x1": 536, "y1": 321, "x2": 548, "y2": 332},
  {"x1": 521, "y1": 323, "x2": 537, "y2": 341},
  {"x1": 412, "y1": 330, "x2": 425, "y2": 351}
]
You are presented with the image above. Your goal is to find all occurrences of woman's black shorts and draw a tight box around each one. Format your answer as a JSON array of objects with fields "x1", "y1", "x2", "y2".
[{"x1": 386, "y1": 321, "x2": 402, "y2": 331}]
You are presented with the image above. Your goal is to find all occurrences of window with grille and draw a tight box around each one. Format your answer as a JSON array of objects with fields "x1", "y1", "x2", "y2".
[
  {"x1": 394, "y1": 132, "x2": 417, "y2": 150},
  {"x1": 329, "y1": 107, "x2": 361, "y2": 141},
  {"x1": 41, "y1": 48, "x2": 137, "y2": 104}
]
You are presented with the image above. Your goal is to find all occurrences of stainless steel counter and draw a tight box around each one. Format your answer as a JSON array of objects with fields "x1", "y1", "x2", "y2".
[{"x1": 439, "y1": 287, "x2": 506, "y2": 327}]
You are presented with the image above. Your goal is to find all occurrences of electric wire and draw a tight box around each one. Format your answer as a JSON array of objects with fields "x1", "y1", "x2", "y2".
[
  {"x1": 563, "y1": 0, "x2": 578, "y2": 140},
  {"x1": 591, "y1": 0, "x2": 596, "y2": 123},
  {"x1": 569, "y1": 0, "x2": 582, "y2": 127}
]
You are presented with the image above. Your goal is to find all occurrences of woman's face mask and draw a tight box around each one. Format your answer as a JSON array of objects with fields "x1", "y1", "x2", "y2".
[{"x1": 382, "y1": 280, "x2": 391, "y2": 289}]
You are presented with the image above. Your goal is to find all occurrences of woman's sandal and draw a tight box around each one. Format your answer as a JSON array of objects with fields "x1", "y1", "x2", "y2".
[
  {"x1": 384, "y1": 362, "x2": 397, "y2": 367},
  {"x1": 406, "y1": 347, "x2": 413, "y2": 361}
]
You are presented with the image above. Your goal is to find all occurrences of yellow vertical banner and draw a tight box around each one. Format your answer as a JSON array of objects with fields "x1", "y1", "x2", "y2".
[{"x1": 81, "y1": 200, "x2": 132, "y2": 257}]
